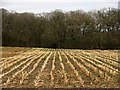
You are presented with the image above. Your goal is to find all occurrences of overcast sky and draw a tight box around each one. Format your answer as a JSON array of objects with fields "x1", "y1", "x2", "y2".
[{"x1": 1, "y1": 0, "x2": 120, "y2": 13}]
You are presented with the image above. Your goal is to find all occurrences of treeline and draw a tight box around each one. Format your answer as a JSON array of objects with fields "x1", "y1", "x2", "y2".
[{"x1": 2, "y1": 8, "x2": 120, "y2": 49}]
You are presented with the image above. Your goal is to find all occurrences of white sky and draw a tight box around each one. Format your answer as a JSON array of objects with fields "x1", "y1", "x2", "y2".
[{"x1": 1, "y1": 0, "x2": 120, "y2": 13}]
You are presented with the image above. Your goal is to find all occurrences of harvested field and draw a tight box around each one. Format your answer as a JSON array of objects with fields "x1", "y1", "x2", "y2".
[
  {"x1": 0, "y1": 47, "x2": 120, "y2": 88},
  {"x1": 1, "y1": 47, "x2": 31, "y2": 58}
]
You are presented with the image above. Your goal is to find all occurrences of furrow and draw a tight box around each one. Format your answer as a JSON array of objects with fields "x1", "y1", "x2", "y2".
[
  {"x1": 58, "y1": 52, "x2": 68, "y2": 84},
  {"x1": 20, "y1": 52, "x2": 49, "y2": 84},
  {"x1": 1, "y1": 54, "x2": 36, "y2": 78},
  {"x1": 3, "y1": 54, "x2": 43, "y2": 86},
  {"x1": 61, "y1": 52, "x2": 84, "y2": 87},
  {"x1": 41, "y1": 52, "x2": 53, "y2": 72},
  {"x1": 71, "y1": 52, "x2": 116, "y2": 80},
  {"x1": 71, "y1": 50, "x2": 119, "y2": 75},
  {"x1": 50, "y1": 52, "x2": 56, "y2": 84}
]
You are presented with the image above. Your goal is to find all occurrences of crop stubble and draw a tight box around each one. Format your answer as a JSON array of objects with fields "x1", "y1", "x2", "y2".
[{"x1": 0, "y1": 48, "x2": 120, "y2": 88}]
